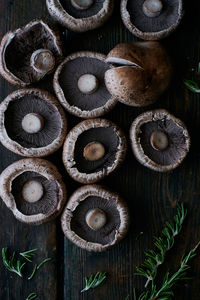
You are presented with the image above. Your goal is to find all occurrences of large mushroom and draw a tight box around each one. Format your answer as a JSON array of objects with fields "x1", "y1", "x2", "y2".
[
  {"x1": 120, "y1": 0, "x2": 183, "y2": 40},
  {"x1": 0, "y1": 89, "x2": 67, "y2": 157},
  {"x1": 0, "y1": 20, "x2": 63, "y2": 86},
  {"x1": 46, "y1": 0, "x2": 114, "y2": 32},
  {"x1": 61, "y1": 185, "x2": 129, "y2": 251},
  {"x1": 54, "y1": 51, "x2": 117, "y2": 118},
  {"x1": 62, "y1": 118, "x2": 127, "y2": 183},
  {"x1": 0, "y1": 159, "x2": 67, "y2": 225},
  {"x1": 130, "y1": 109, "x2": 190, "y2": 172},
  {"x1": 105, "y1": 42, "x2": 172, "y2": 107}
]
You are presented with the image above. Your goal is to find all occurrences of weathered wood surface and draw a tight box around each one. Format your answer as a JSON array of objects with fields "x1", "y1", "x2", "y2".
[{"x1": 0, "y1": 0, "x2": 200, "y2": 299}]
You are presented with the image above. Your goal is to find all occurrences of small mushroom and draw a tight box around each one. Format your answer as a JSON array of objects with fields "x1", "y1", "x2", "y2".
[
  {"x1": 62, "y1": 118, "x2": 127, "y2": 184},
  {"x1": 54, "y1": 51, "x2": 117, "y2": 118},
  {"x1": 61, "y1": 184, "x2": 129, "y2": 251},
  {"x1": 0, "y1": 20, "x2": 63, "y2": 86},
  {"x1": 46, "y1": 0, "x2": 114, "y2": 32},
  {"x1": 0, "y1": 88, "x2": 67, "y2": 157},
  {"x1": 105, "y1": 42, "x2": 172, "y2": 107},
  {"x1": 120, "y1": 0, "x2": 183, "y2": 40},
  {"x1": 130, "y1": 109, "x2": 190, "y2": 172},
  {"x1": 0, "y1": 158, "x2": 67, "y2": 225}
]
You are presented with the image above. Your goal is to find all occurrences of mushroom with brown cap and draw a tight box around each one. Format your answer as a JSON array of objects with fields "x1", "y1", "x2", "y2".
[
  {"x1": 54, "y1": 51, "x2": 117, "y2": 118},
  {"x1": 46, "y1": 0, "x2": 114, "y2": 32},
  {"x1": 0, "y1": 88, "x2": 67, "y2": 157},
  {"x1": 120, "y1": 0, "x2": 183, "y2": 40},
  {"x1": 0, "y1": 158, "x2": 67, "y2": 225},
  {"x1": 130, "y1": 109, "x2": 190, "y2": 172},
  {"x1": 61, "y1": 184, "x2": 129, "y2": 251},
  {"x1": 62, "y1": 118, "x2": 127, "y2": 184},
  {"x1": 0, "y1": 20, "x2": 63, "y2": 86},
  {"x1": 105, "y1": 42, "x2": 172, "y2": 107}
]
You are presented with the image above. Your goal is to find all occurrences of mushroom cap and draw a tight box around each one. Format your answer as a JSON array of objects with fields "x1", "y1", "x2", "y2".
[
  {"x1": 62, "y1": 118, "x2": 127, "y2": 184},
  {"x1": 105, "y1": 42, "x2": 172, "y2": 107},
  {"x1": 54, "y1": 51, "x2": 117, "y2": 118},
  {"x1": 61, "y1": 184, "x2": 129, "y2": 252},
  {"x1": 46, "y1": 0, "x2": 114, "y2": 32},
  {"x1": 0, "y1": 158, "x2": 67, "y2": 225},
  {"x1": 120, "y1": 0, "x2": 183, "y2": 40},
  {"x1": 0, "y1": 20, "x2": 63, "y2": 86},
  {"x1": 130, "y1": 109, "x2": 190, "y2": 172},
  {"x1": 0, "y1": 88, "x2": 67, "y2": 157}
]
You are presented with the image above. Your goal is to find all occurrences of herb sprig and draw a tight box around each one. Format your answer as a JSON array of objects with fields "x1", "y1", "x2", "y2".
[
  {"x1": 81, "y1": 272, "x2": 106, "y2": 293},
  {"x1": 20, "y1": 249, "x2": 37, "y2": 262},
  {"x1": 26, "y1": 292, "x2": 37, "y2": 300},
  {"x1": 2, "y1": 247, "x2": 26, "y2": 277}
]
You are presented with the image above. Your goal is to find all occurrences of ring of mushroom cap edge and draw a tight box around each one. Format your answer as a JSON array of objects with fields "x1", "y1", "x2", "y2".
[
  {"x1": 62, "y1": 118, "x2": 127, "y2": 184},
  {"x1": 46, "y1": 0, "x2": 114, "y2": 33},
  {"x1": 129, "y1": 109, "x2": 190, "y2": 172},
  {"x1": 0, "y1": 88, "x2": 67, "y2": 157},
  {"x1": 120, "y1": 0, "x2": 183, "y2": 40},
  {"x1": 61, "y1": 185, "x2": 129, "y2": 252},
  {"x1": 0, "y1": 158, "x2": 67, "y2": 225},
  {"x1": 53, "y1": 52, "x2": 118, "y2": 118}
]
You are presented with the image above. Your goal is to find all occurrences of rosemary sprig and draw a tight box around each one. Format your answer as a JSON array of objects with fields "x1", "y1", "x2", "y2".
[
  {"x1": 2, "y1": 247, "x2": 26, "y2": 277},
  {"x1": 81, "y1": 272, "x2": 106, "y2": 293},
  {"x1": 26, "y1": 292, "x2": 37, "y2": 300},
  {"x1": 135, "y1": 203, "x2": 187, "y2": 288},
  {"x1": 184, "y1": 79, "x2": 200, "y2": 93},
  {"x1": 20, "y1": 249, "x2": 37, "y2": 262},
  {"x1": 37, "y1": 257, "x2": 52, "y2": 270},
  {"x1": 28, "y1": 264, "x2": 37, "y2": 280}
]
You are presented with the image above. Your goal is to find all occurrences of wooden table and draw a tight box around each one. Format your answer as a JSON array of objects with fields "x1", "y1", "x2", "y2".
[{"x1": 0, "y1": 0, "x2": 200, "y2": 299}]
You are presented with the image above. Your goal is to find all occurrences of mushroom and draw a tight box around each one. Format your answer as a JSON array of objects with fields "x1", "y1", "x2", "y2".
[
  {"x1": 0, "y1": 88, "x2": 67, "y2": 157},
  {"x1": 105, "y1": 42, "x2": 172, "y2": 107},
  {"x1": 61, "y1": 184, "x2": 129, "y2": 251},
  {"x1": 54, "y1": 51, "x2": 117, "y2": 118},
  {"x1": 0, "y1": 20, "x2": 63, "y2": 86},
  {"x1": 62, "y1": 118, "x2": 127, "y2": 184},
  {"x1": 120, "y1": 0, "x2": 183, "y2": 40},
  {"x1": 46, "y1": 0, "x2": 114, "y2": 32},
  {"x1": 129, "y1": 109, "x2": 190, "y2": 172},
  {"x1": 0, "y1": 158, "x2": 67, "y2": 225}
]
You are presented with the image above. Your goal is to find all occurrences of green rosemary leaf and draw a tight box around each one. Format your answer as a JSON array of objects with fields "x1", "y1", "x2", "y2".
[
  {"x1": 37, "y1": 257, "x2": 52, "y2": 270},
  {"x1": 20, "y1": 248, "x2": 37, "y2": 262},
  {"x1": 26, "y1": 292, "x2": 37, "y2": 300},
  {"x1": 28, "y1": 264, "x2": 37, "y2": 280},
  {"x1": 184, "y1": 79, "x2": 200, "y2": 93},
  {"x1": 2, "y1": 248, "x2": 26, "y2": 277},
  {"x1": 81, "y1": 272, "x2": 106, "y2": 293}
]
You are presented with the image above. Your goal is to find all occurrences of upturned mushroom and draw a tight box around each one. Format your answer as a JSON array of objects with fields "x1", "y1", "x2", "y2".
[
  {"x1": 0, "y1": 159, "x2": 67, "y2": 225},
  {"x1": 105, "y1": 42, "x2": 172, "y2": 107},
  {"x1": 0, "y1": 88, "x2": 67, "y2": 157},
  {"x1": 130, "y1": 109, "x2": 190, "y2": 172},
  {"x1": 54, "y1": 51, "x2": 117, "y2": 118},
  {"x1": 61, "y1": 185, "x2": 129, "y2": 251},
  {"x1": 0, "y1": 20, "x2": 63, "y2": 86},
  {"x1": 62, "y1": 118, "x2": 127, "y2": 184},
  {"x1": 120, "y1": 0, "x2": 183, "y2": 40},
  {"x1": 46, "y1": 0, "x2": 114, "y2": 32}
]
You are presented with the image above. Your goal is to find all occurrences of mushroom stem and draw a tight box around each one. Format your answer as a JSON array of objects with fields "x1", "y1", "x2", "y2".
[
  {"x1": 22, "y1": 180, "x2": 44, "y2": 203},
  {"x1": 143, "y1": 0, "x2": 163, "y2": 18},
  {"x1": 71, "y1": 0, "x2": 94, "y2": 10},
  {"x1": 21, "y1": 113, "x2": 44, "y2": 134},
  {"x1": 86, "y1": 208, "x2": 107, "y2": 231},
  {"x1": 83, "y1": 141, "x2": 105, "y2": 161},
  {"x1": 30, "y1": 49, "x2": 55, "y2": 74},
  {"x1": 150, "y1": 130, "x2": 169, "y2": 151},
  {"x1": 78, "y1": 74, "x2": 99, "y2": 94}
]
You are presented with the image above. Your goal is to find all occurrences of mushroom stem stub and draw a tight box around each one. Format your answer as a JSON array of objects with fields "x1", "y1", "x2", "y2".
[
  {"x1": 150, "y1": 130, "x2": 169, "y2": 151},
  {"x1": 78, "y1": 74, "x2": 99, "y2": 94},
  {"x1": 21, "y1": 113, "x2": 44, "y2": 134},
  {"x1": 83, "y1": 141, "x2": 105, "y2": 161},
  {"x1": 31, "y1": 49, "x2": 55, "y2": 74},
  {"x1": 86, "y1": 208, "x2": 107, "y2": 231},
  {"x1": 22, "y1": 180, "x2": 44, "y2": 203},
  {"x1": 71, "y1": 0, "x2": 94, "y2": 10},
  {"x1": 143, "y1": 0, "x2": 163, "y2": 18}
]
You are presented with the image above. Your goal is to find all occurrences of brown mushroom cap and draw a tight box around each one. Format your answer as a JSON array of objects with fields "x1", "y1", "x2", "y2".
[
  {"x1": 62, "y1": 118, "x2": 127, "y2": 184},
  {"x1": 105, "y1": 42, "x2": 172, "y2": 107},
  {"x1": 120, "y1": 0, "x2": 183, "y2": 40},
  {"x1": 130, "y1": 109, "x2": 190, "y2": 172},
  {"x1": 0, "y1": 20, "x2": 63, "y2": 86},
  {"x1": 0, "y1": 158, "x2": 67, "y2": 225},
  {"x1": 61, "y1": 184, "x2": 129, "y2": 252},
  {"x1": 54, "y1": 51, "x2": 117, "y2": 118},
  {"x1": 0, "y1": 88, "x2": 67, "y2": 157},
  {"x1": 46, "y1": 0, "x2": 114, "y2": 32}
]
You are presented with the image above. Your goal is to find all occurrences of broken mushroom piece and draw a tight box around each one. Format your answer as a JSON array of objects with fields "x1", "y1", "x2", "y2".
[
  {"x1": 105, "y1": 42, "x2": 172, "y2": 107},
  {"x1": 120, "y1": 0, "x2": 183, "y2": 40},
  {"x1": 61, "y1": 185, "x2": 129, "y2": 251},
  {"x1": 0, "y1": 20, "x2": 62, "y2": 86},
  {"x1": 0, "y1": 89, "x2": 67, "y2": 157},
  {"x1": 130, "y1": 109, "x2": 190, "y2": 172},
  {"x1": 46, "y1": 0, "x2": 114, "y2": 32},
  {"x1": 54, "y1": 52, "x2": 117, "y2": 118},
  {"x1": 62, "y1": 118, "x2": 127, "y2": 184},
  {"x1": 0, "y1": 158, "x2": 67, "y2": 225}
]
